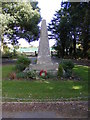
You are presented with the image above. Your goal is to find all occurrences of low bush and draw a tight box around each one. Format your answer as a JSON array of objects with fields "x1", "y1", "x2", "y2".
[
  {"x1": 16, "y1": 72, "x2": 27, "y2": 79},
  {"x1": 57, "y1": 64, "x2": 63, "y2": 77},
  {"x1": 2, "y1": 52, "x2": 13, "y2": 59},
  {"x1": 15, "y1": 55, "x2": 31, "y2": 72},
  {"x1": 61, "y1": 59, "x2": 74, "y2": 78},
  {"x1": 27, "y1": 70, "x2": 37, "y2": 79},
  {"x1": 61, "y1": 59, "x2": 74, "y2": 71},
  {"x1": 16, "y1": 70, "x2": 37, "y2": 80}
]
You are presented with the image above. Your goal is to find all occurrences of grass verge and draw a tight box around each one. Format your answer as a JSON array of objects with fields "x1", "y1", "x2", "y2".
[{"x1": 2, "y1": 64, "x2": 89, "y2": 102}]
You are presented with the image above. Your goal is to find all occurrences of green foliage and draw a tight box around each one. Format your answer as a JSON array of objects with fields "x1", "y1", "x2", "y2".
[
  {"x1": 64, "y1": 69, "x2": 72, "y2": 78},
  {"x1": 2, "y1": 51, "x2": 19, "y2": 59},
  {"x1": 62, "y1": 60, "x2": 74, "y2": 71},
  {"x1": 39, "y1": 71, "x2": 57, "y2": 79},
  {"x1": 2, "y1": 52, "x2": 13, "y2": 59},
  {"x1": 73, "y1": 65, "x2": 88, "y2": 81},
  {"x1": 15, "y1": 55, "x2": 30, "y2": 72},
  {"x1": 2, "y1": 44, "x2": 13, "y2": 58},
  {"x1": 27, "y1": 70, "x2": 37, "y2": 79},
  {"x1": 1, "y1": 1, "x2": 41, "y2": 47},
  {"x1": 57, "y1": 64, "x2": 63, "y2": 77},
  {"x1": 2, "y1": 64, "x2": 88, "y2": 101},
  {"x1": 48, "y1": 2, "x2": 89, "y2": 59},
  {"x1": 16, "y1": 72, "x2": 27, "y2": 79},
  {"x1": 46, "y1": 72, "x2": 57, "y2": 79},
  {"x1": 16, "y1": 70, "x2": 37, "y2": 79},
  {"x1": 61, "y1": 60, "x2": 74, "y2": 78},
  {"x1": 2, "y1": 64, "x2": 15, "y2": 79},
  {"x1": 2, "y1": 79, "x2": 88, "y2": 101}
]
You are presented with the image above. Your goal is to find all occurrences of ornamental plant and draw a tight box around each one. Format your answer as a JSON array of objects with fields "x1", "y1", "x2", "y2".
[
  {"x1": 27, "y1": 70, "x2": 37, "y2": 79},
  {"x1": 57, "y1": 64, "x2": 63, "y2": 78},
  {"x1": 15, "y1": 55, "x2": 31, "y2": 72},
  {"x1": 61, "y1": 59, "x2": 74, "y2": 78},
  {"x1": 16, "y1": 72, "x2": 27, "y2": 79},
  {"x1": 62, "y1": 59, "x2": 74, "y2": 71}
]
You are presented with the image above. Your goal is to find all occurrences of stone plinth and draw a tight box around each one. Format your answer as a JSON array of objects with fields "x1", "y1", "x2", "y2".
[{"x1": 28, "y1": 62, "x2": 58, "y2": 71}]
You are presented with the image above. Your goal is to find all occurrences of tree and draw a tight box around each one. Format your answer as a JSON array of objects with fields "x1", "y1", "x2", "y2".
[
  {"x1": 1, "y1": 1, "x2": 41, "y2": 52},
  {"x1": 80, "y1": 3, "x2": 90, "y2": 57},
  {"x1": 48, "y1": 3, "x2": 71, "y2": 58},
  {"x1": 48, "y1": 1, "x2": 90, "y2": 59},
  {"x1": 68, "y1": 2, "x2": 90, "y2": 58}
]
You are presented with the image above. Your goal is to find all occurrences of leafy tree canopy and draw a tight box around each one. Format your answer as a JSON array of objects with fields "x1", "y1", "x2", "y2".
[
  {"x1": 0, "y1": 0, "x2": 41, "y2": 46},
  {"x1": 48, "y1": 1, "x2": 90, "y2": 58}
]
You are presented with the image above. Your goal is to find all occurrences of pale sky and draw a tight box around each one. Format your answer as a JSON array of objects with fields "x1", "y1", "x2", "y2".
[
  {"x1": 37, "y1": 0, "x2": 61, "y2": 24},
  {"x1": 9, "y1": 0, "x2": 62, "y2": 48},
  {"x1": 30, "y1": 0, "x2": 62, "y2": 47}
]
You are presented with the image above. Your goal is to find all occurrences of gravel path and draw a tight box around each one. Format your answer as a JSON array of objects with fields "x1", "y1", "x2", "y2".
[{"x1": 2, "y1": 101, "x2": 88, "y2": 118}]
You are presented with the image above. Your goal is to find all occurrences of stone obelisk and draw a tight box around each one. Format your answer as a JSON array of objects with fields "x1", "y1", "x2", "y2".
[
  {"x1": 24, "y1": 19, "x2": 58, "y2": 73},
  {"x1": 37, "y1": 19, "x2": 52, "y2": 65}
]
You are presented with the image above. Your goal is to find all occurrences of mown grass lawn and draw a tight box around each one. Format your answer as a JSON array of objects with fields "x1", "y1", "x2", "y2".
[
  {"x1": 2, "y1": 64, "x2": 15, "y2": 79},
  {"x1": 2, "y1": 64, "x2": 89, "y2": 102},
  {"x1": 73, "y1": 65, "x2": 88, "y2": 81}
]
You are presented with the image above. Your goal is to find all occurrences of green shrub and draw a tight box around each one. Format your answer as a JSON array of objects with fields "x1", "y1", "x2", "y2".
[
  {"x1": 15, "y1": 55, "x2": 31, "y2": 72},
  {"x1": 57, "y1": 64, "x2": 63, "y2": 77},
  {"x1": 16, "y1": 70, "x2": 37, "y2": 79},
  {"x1": 46, "y1": 72, "x2": 57, "y2": 79},
  {"x1": 27, "y1": 70, "x2": 36, "y2": 79},
  {"x1": 2, "y1": 52, "x2": 13, "y2": 58},
  {"x1": 16, "y1": 72, "x2": 27, "y2": 79},
  {"x1": 61, "y1": 59, "x2": 74, "y2": 78},
  {"x1": 64, "y1": 69, "x2": 72, "y2": 78}
]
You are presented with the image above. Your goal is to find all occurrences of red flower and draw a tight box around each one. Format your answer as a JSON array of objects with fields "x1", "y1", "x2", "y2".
[{"x1": 40, "y1": 70, "x2": 47, "y2": 77}]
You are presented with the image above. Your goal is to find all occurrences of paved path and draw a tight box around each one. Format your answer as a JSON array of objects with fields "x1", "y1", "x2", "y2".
[
  {"x1": 2, "y1": 101, "x2": 88, "y2": 118},
  {"x1": 3, "y1": 111, "x2": 64, "y2": 118}
]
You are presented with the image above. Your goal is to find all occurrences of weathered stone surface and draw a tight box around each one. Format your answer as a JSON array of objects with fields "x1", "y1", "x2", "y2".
[
  {"x1": 37, "y1": 19, "x2": 52, "y2": 65},
  {"x1": 29, "y1": 63, "x2": 58, "y2": 71},
  {"x1": 25, "y1": 19, "x2": 58, "y2": 72}
]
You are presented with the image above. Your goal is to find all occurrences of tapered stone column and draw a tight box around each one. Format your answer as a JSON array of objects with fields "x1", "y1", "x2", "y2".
[
  {"x1": 37, "y1": 19, "x2": 52, "y2": 65},
  {"x1": 24, "y1": 19, "x2": 58, "y2": 73}
]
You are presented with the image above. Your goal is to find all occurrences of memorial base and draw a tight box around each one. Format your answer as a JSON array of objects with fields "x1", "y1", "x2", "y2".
[{"x1": 24, "y1": 63, "x2": 58, "y2": 75}]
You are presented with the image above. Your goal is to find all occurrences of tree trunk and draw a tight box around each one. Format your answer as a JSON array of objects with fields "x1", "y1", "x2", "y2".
[
  {"x1": 73, "y1": 34, "x2": 76, "y2": 58},
  {"x1": 83, "y1": 31, "x2": 89, "y2": 58},
  {"x1": 62, "y1": 44, "x2": 65, "y2": 58}
]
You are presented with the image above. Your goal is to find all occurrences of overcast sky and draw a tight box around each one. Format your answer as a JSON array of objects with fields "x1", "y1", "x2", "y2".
[
  {"x1": 27, "y1": 0, "x2": 62, "y2": 47},
  {"x1": 8, "y1": 0, "x2": 62, "y2": 48},
  {"x1": 37, "y1": 0, "x2": 61, "y2": 25}
]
